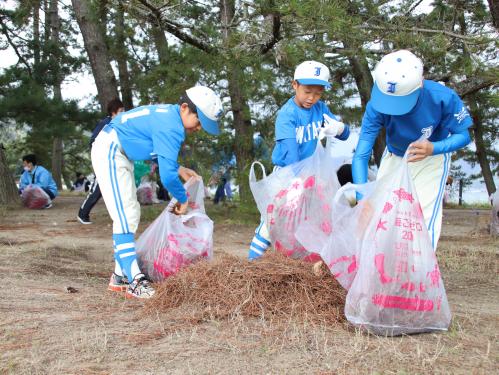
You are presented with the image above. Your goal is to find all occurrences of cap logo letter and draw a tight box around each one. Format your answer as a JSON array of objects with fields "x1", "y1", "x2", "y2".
[
  {"x1": 387, "y1": 82, "x2": 397, "y2": 93},
  {"x1": 314, "y1": 67, "x2": 321, "y2": 76}
]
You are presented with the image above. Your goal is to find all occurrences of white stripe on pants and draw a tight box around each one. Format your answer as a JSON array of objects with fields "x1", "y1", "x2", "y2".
[
  {"x1": 376, "y1": 152, "x2": 450, "y2": 250},
  {"x1": 91, "y1": 128, "x2": 140, "y2": 234}
]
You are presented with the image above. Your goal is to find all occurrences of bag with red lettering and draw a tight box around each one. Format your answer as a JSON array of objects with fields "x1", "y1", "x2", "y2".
[
  {"x1": 345, "y1": 152, "x2": 451, "y2": 335},
  {"x1": 301, "y1": 181, "x2": 375, "y2": 290},
  {"x1": 21, "y1": 185, "x2": 51, "y2": 209},
  {"x1": 136, "y1": 178, "x2": 213, "y2": 282},
  {"x1": 250, "y1": 141, "x2": 341, "y2": 261}
]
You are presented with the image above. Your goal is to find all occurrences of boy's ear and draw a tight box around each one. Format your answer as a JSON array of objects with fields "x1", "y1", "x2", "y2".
[{"x1": 292, "y1": 80, "x2": 299, "y2": 90}]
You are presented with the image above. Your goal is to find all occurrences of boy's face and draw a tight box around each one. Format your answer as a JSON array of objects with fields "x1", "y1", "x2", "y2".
[
  {"x1": 292, "y1": 81, "x2": 325, "y2": 109},
  {"x1": 180, "y1": 103, "x2": 202, "y2": 134},
  {"x1": 22, "y1": 161, "x2": 33, "y2": 172}
]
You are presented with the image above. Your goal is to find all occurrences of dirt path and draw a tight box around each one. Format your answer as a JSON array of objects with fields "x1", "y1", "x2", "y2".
[{"x1": 0, "y1": 196, "x2": 497, "y2": 374}]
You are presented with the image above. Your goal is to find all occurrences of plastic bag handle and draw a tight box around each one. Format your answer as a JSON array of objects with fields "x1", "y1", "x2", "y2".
[
  {"x1": 403, "y1": 134, "x2": 429, "y2": 161},
  {"x1": 334, "y1": 182, "x2": 373, "y2": 205},
  {"x1": 249, "y1": 161, "x2": 267, "y2": 183}
]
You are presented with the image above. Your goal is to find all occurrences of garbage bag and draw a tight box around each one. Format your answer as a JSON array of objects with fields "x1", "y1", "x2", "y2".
[
  {"x1": 136, "y1": 178, "x2": 213, "y2": 281},
  {"x1": 250, "y1": 141, "x2": 341, "y2": 261},
  {"x1": 21, "y1": 185, "x2": 51, "y2": 209},
  {"x1": 345, "y1": 152, "x2": 451, "y2": 336}
]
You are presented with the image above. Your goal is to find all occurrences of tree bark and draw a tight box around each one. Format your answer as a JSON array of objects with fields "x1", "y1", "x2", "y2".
[
  {"x1": 469, "y1": 97, "x2": 497, "y2": 196},
  {"x1": 151, "y1": 24, "x2": 169, "y2": 66},
  {"x1": 115, "y1": 3, "x2": 134, "y2": 110},
  {"x1": 342, "y1": 42, "x2": 386, "y2": 167},
  {"x1": 51, "y1": 138, "x2": 63, "y2": 190},
  {"x1": 0, "y1": 144, "x2": 21, "y2": 206},
  {"x1": 220, "y1": 0, "x2": 254, "y2": 202},
  {"x1": 49, "y1": 0, "x2": 63, "y2": 190},
  {"x1": 488, "y1": 0, "x2": 499, "y2": 31},
  {"x1": 72, "y1": 0, "x2": 119, "y2": 112}
]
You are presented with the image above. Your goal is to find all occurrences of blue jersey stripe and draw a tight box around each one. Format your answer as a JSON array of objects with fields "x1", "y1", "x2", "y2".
[
  {"x1": 111, "y1": 143, "x2": 130, "y2": 233},
  {"x1": 108, "y1": 142, "x2": 125, "y2": 233},
  {"x1": 428, "y1": 153, "x2": 449, "y2": 247}
]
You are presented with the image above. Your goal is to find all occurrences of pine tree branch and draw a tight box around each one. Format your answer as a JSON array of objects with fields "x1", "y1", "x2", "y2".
[
  {"x1": 134, "y1": 0, "x2": 214, "y2": 54},
  {"x1": 259, "y1": 12, "x2": 281, "y2": 54},
  {"x1": 359, "y1": 24, "x2": 492, "y2": 43},
  {"x1": 456, "y1": 77, "x2": 498, "y2": 98},
  {"x1": 0, "y1": 15, "x2": 33, "y2": 76}
]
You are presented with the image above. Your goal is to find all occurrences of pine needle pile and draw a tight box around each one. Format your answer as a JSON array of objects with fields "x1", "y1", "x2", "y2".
[{"x1": 145, "y1": 252, "x2": 346, "y2": 324}]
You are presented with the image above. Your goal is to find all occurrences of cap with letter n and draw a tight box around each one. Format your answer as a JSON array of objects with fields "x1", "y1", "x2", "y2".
[
  {"x1": 371, "y1": 50, "x2": 424, "y2": 115},
  {"x1": 294, "y1": 60, "x2": 331, "y2": 89},
  {"x1": 186, "y1": 86, "x2": 223, "y2": 135}
]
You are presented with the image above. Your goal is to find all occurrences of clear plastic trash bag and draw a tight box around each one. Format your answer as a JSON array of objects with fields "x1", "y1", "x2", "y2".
[
  {"x1": 345, "y1": 151, "x2": 451, "y2": 336},
  {"x1": 250, "y1": 140, "x2": 342, "y2": 261},
  {"x1": 136, "y1": 178, "x2": 213, "y2": 282},
  {"x1": 21, "y1": 185, "x2": 51, "y2": 209}
]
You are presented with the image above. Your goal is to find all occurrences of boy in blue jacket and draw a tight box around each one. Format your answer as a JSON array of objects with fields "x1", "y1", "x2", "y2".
[
  {"x1": 248, "y1": 60, "x2": 351, "y2": 259},
  {"x1": 92, "y1": 86, "x2": 223, "y2": 298},
  {"x1": 19, "y1": 154, "x2": 58, "y2": 208},
  {"x1": 352, "y1": 50, "x2": 473, "y2": 250}
]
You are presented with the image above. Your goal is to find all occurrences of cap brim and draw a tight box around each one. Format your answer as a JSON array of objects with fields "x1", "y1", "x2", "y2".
[
  {"x1": 296, "y1": 79, "x2": 331, "y2": 89},
  {"x1": 197, "y1": 107, "x2": 220, "y2": 135},
  {"x1": 370, "y1": 83, "x2": 420, "y2": 115}
]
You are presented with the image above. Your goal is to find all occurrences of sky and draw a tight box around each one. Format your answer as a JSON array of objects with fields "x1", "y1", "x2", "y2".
[{"x1": 0, "y1": 0, "x2": 495, "y2": 203}]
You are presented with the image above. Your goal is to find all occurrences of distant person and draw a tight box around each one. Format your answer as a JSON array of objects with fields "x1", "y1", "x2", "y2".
[
  {"x1": 91, "y1": 86, "x2": 223, "y2": 298},
  {"x1": 19, "y1": 154, "x2": 58, "y2": 209},
  {"x1": 71, "y1": 172, "x2": 90, "y2": 192},
  {"x1": 77, "y1": 99, "x2": 124, "y2": 225},
  {"x1": 214, "y1": 177, "x2": 226, "y2": 204}
]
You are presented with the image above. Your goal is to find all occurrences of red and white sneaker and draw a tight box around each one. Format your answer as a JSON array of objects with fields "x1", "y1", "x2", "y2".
[
  {"x1": 125, "y1": 275, "x2": 155, "y2": 299},
  {"x1": 107, "y1": 273, "x2": 129, "y2": 292}
]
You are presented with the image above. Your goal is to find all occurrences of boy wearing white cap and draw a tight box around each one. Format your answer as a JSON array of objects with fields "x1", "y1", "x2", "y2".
[
  {"x1": 92, "y1": 86, "x2": 223, "y2": 298},
  {"x1": 352, "y1": 50, "x2": 473, "y2": 249},
  {"x1": 248, "y1": 60, "x2": 351, "y2": 260}
]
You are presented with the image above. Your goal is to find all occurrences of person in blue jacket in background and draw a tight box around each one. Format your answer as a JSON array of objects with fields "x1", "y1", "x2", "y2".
[
  {"x1": 248, "y1": 60, "x2": 351, "y2": 260},
  {"x1": 19, "y1": 154, "x2": 58, "y2": 209},
  {"x1": 91, "y1": 86, "x2": 223, "y2": 299},
  {"x1": 352, "y1": 50, "x2": 473, "y2": 250}
]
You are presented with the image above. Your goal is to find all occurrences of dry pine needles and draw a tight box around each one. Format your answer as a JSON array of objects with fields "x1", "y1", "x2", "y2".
[{"x1": 145, "y1": 252, "x2": 346, "y2": 324}]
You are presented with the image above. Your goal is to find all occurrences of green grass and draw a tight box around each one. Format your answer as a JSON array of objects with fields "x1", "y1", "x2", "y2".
[
  {"x1": 139, "y1": 198, "x2": 260, "y2": 226},
  {"x1": 205, "y1": 199, "x2": 260, "y2": 225},
  {"x1": 444, "y1": 202, "x2": 492, "y2": 210}
]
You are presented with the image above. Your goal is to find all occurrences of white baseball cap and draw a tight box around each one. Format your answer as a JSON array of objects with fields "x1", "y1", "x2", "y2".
[
  {"x1": 294, "y1": 61, "x2": 331, "y2": 89},
  {"x1": 186, "y1": 86, "x2": 223, "y2": 135},
  {"x1": 371, "y1": 50, "x2": 424, "y2": 115}
]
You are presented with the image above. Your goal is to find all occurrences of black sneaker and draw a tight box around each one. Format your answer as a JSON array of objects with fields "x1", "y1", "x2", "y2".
[
  {"x1": 125, "y1": 275, "x2": 155, "y2": 299},
  {"x1": 77, "y1": 214, "x2": 92, "y2": 225}
]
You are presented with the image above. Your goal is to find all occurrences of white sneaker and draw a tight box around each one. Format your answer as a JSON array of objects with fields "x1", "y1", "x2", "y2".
[{"x1": 125, "y1": 275, "x2": 155, "y2": 299}]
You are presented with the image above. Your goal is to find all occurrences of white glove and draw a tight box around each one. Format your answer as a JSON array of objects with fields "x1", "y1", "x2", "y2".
[{"x1": 321, "y1": 114, "x2": 345, "y2": 138}]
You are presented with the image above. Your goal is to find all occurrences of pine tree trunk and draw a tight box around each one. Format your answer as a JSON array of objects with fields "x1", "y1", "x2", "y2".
[
  {"x1": 342, "y1": 42, "x2": 386, "y2": 167},
  {"x1": 488, "y1": 0, "x2": 499, "y2": 31},
  {"x1": 51, "y1": 138, "x2": 63, "y2": 190},
  {"x1": 469, "y1": 99, "x2": 497, "y2": 196},
  {"x1": 0, "y1": 145, "x2": 21, "y2": 206},
  {"x1": 72, "y1": 0, "x2": 119, "y2": 112},
  {"x1": 115, "y1": 3, "x2": 133, "y2": 110},
  {"x1": 220, "y1": 0, "x2": 254, "y2": 203}
]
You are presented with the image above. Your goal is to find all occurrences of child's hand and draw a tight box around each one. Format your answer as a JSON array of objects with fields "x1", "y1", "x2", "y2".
[
  {"x1": 172, "y1": 201, "x2": 188, "y2": 215},
  {"x1": 178, "y1": 166, "x2": 200, "y2": 182},
  {"x1": 407, "y1": 140, "x2": 434, "y2": 162},
  {"x1": 322, "y1": 114, "x2": 345, "y2": 137}
]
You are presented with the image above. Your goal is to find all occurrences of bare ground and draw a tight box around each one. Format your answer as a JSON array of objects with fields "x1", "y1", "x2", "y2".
[{"x1": 0, "y1": 195, "x2": 497, "y2": 375}]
